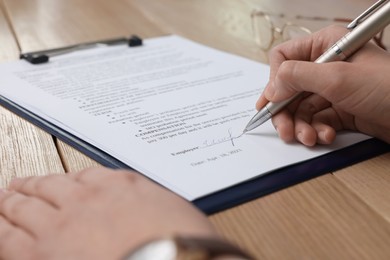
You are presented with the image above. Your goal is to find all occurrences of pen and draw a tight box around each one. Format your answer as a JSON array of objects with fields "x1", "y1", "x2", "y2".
[{"x1": 243, "y1": 0, "x2": 390, "y2": 133}]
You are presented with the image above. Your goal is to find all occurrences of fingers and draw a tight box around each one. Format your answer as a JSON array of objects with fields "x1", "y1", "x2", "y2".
[
  {"x1": 265, "y1": 36, "x2": 382, "y2": 109},
  {"x1": 69, "y1": 167, "x2": 141, "y2": 191},
  {"x1": 260, "y1": 34, "x2": 315, "y2": 107},
  {"x1": 271, "y1": 96, "x2": 346, "y2": 146},
  {"x1": 8, "y1": 174, "x2": 81, "y2": 208},
  {"x1": 263, "y1": 25, "x2": 350, "y2": 103},
  {"x1": 69, "y1": 167, "x2": 140, "y2": 193},
  {"x1": 0, "y1": 215, "x2": 35, "y2": 260},
  {"x1": 0, "y1": 191, "x2": 57, "y2": 236},
  {"x1": 293, "y1": 95, "x2": 332, "y2": 146},
  {"x1": 255, "y1": 92, "x2": 269, "y2": 111},
  {"x1": 271, "y1": 110, "x2": 295, "y2": 142},
  {"x1": 269, "y1": 60, "x2": 362, "y2": 105},
  {"x1": 68, "y1": 167, "x2": 117, "y2": 184},
  {"x1": 311, "y1": 121, "x2": 337, "y2": 145},
  {"x1": 269, "y1": 25, "x2": 348, "y2": 64}
]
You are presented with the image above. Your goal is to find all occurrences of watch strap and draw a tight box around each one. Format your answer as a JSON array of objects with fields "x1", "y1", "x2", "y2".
[{"x1": 124, "y1": 235, "x2": 254, "y2": 260}]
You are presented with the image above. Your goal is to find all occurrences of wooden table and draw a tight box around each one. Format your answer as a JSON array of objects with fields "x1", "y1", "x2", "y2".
[{"x1": 1, "y1": 0, "x2": 389, "y2": 259}]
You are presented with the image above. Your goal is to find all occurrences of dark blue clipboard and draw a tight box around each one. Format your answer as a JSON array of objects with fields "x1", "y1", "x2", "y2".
[{"x1": 1, "y1": 95, "x2": 389, "y2": 215}]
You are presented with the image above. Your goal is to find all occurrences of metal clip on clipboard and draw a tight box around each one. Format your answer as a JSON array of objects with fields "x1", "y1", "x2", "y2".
[{"x1": 20, "y1": 35, "x2": 143, "y2": 64}]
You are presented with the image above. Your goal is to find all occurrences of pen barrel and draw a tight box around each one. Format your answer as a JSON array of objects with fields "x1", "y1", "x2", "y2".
[
  {"x1": 316, "y1": 1, "x2": 390, "y2": 63},
  {"x1": 266, "y1": 92, "x2": 302, "y2": 115}
]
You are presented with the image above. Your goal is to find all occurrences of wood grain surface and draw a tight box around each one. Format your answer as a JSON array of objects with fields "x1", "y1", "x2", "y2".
[{"x1": 0, "y1": 1, "x2": 64, "y2": 189}]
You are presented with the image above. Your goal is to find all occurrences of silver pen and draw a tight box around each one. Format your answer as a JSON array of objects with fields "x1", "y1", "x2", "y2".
[{"x1": 243, "y1": 0, "x2": 390, "y2": 133}]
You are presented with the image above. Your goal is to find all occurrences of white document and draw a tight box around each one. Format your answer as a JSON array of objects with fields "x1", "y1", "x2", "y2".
[{"x1": 0, "y1": 35, "x2": 369, "y2": 200}]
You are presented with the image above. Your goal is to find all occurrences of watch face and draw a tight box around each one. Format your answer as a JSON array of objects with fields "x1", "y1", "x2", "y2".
[{"x1": 126, "y1": 239, "x2": 177, "y2": 260}]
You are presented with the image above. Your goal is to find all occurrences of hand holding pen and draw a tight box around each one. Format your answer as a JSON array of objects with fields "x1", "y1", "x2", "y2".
[{"x1": 245, "y1": 0, "x2": 390, "y2": 146}]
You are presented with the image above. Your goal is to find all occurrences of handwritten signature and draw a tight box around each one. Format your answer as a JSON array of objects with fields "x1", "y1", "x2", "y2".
[{"x1": 201, "y1": 129, "x2": 243, "y2": 148}]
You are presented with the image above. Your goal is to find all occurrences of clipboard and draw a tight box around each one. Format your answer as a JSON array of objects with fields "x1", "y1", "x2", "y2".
[{"x1": 2, "y1": 36, "x2": 389, "y2": 215}]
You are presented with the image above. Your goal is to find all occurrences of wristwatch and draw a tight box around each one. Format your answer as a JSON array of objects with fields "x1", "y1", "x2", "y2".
[{"x1": 123, "y1": 236, "x2": 253, "y2": 260}]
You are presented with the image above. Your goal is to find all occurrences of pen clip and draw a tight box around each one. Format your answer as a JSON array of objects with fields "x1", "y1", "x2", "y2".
[{"x1": 347, "y1": 0, "x2": 389, "y2": 29}]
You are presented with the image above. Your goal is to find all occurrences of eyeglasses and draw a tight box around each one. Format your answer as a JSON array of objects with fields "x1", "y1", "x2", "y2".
[
  {"x1": 251, "y1": 10, "x2": 387, "y2": 52},
  {"x1": 250, "y1": 11, "x2": 312, "y2": 51}
]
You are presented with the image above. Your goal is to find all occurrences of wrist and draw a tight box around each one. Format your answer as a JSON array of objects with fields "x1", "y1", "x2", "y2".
[{"x1": 122, "y1": 235, "x2": 253, "y2": 260}]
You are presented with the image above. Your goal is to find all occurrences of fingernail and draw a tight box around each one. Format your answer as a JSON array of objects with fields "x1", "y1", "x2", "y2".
[
  {"x1": 275, "y1": 125, "x2": 279, "y2": 135},
  {"x1": 318, "y1": 130, "x2": 326, "y2": 140},
  {"x1": 297, "y1": 132, "x2": 304, "y2": 143},
  {"x1": 318, "y1": 130, "x2": 333, "y2": 144},
  {"x1": 265, "y1": 83, "x2": 275, "y2": 100}
]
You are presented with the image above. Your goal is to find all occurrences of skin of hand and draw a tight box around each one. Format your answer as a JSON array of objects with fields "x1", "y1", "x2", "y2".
[
  {"x1": 256, "y1": 25, "x2": 390, "y2": 146},
  {"x1": 0, "y1": 167, "x2": 218, "y2": 260}
]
